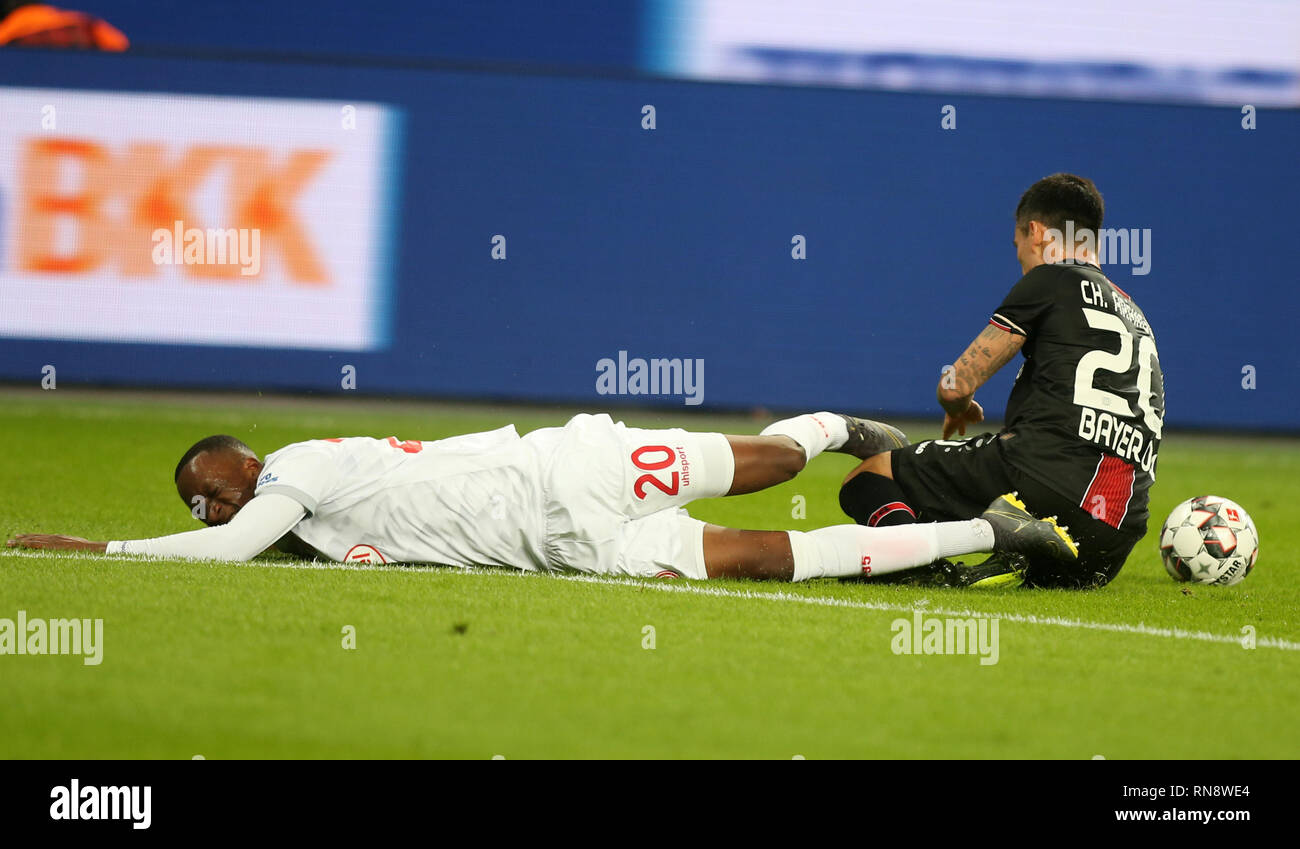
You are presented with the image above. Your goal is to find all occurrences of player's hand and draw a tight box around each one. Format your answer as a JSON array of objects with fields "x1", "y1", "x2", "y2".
[
  {"x1": 941, "y1": 399, "x2": 985, "y2": 439},
  {"x1": 5, "y1": 534, "x2": 107, "y2": 553}
]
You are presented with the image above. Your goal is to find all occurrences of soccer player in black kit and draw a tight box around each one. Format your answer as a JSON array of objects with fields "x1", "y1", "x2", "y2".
[{"x1": 840, "y1": 173, "x2": 1165, "y2": 588}]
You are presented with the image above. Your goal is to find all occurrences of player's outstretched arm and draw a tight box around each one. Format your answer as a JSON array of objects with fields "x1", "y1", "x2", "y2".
[
  {"x1": 6, "y1": 534, "x2": 108, "y2": 553},
  {"x1": 938, "y1": 323, "x2": 1025, "y2": 438},
  {"x1": 6, "y1": 493, "x2": 307, "y2": 562}
]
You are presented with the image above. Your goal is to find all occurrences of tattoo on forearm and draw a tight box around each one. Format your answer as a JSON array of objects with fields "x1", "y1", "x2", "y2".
[{"x1": 942, "y1": 324, "x2": 1026, "y2": 401}]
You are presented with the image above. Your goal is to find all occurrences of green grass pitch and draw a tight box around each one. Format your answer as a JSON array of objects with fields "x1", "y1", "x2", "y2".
[{"x1": 1, "y1": 388, "x2": 1297, "y2": 759}]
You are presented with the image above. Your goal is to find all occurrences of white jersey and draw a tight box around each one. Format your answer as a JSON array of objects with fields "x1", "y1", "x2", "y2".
[
  {"x1": 257, "y1": 425, "x2": 553, "y2": 568},
  {"x1": 111, "y1": 414, "x2": 735, "y2": 578}
]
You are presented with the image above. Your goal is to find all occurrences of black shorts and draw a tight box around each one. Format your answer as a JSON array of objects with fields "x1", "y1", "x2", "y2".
[{"x1": 891, "y1": 432, "x2": 1142, "y2": 589}]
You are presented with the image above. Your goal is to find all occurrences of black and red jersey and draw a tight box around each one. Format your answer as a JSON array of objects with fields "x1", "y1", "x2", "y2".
[{"x1": 990, "y1": 259, "x2": 1165, "y2": 535}]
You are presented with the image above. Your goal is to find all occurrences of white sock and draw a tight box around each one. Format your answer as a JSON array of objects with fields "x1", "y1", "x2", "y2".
[
  {"x1": 788, "y1": 521, "x2": 995, "y2": 582},
  {"x1": 938, "y1": 519, "x2": 995, "y2": 558},
  {"x1": 759, "y1": 412, "x2": 848, "y2": 463}
]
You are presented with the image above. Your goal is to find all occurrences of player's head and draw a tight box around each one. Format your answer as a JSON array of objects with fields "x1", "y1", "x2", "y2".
[
  {"x1": 173, "y1": 435, "x2": 263, "y2": 527},
  {"x1": 1014, "y1": 173, "x2": 1104, "y2": 272}
]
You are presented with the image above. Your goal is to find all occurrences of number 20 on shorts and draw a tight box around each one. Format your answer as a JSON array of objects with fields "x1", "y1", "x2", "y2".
[{"x1": 631, "y1": 445, "x2": 680, "y2": 500}]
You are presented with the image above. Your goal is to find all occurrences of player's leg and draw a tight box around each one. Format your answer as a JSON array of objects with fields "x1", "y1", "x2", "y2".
[
  {"x1": 836, "y1": 435, "x2": 1078, "y2": 586},
  {"x1": 616, "y1": 412, "x2": 907, "y2": 518},
  {"x1": 618, "y1": 510, "x2": 1008, "y2": 582},
  {"x1": 839, "y1": 450, "x2": 919, "y2": 527},
  {"x1": 701, "y1": 520, "x2": 999, "y2": 581},
  {"x1": 614, "y1": 490, "x2": 1077, "y2": 586},
  {"x1": 839, "y1": 434, "x2": 1012, "y2": 529},
  {"x1": 703, "y1": 508, "x2": 1076, "y2": 581},
  {"x1": 742, "y1": 412, "x2": 907, "y2": 494},
  {"x1": 686, "y1": 411, "x2": 908, "y2": 497},
  {"x1": 722, "y1": 435, "x2": 806, "y2": 495}
]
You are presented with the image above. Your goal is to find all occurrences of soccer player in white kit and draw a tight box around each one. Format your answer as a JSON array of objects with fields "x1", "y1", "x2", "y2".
[{"x1": 7, "y1": 412, "x2": 1077, "y2": 581}]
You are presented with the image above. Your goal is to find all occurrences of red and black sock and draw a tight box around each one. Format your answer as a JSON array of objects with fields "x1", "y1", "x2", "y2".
[{"x1": 839, "y1": 472, "x2": 918, "y2": 527}]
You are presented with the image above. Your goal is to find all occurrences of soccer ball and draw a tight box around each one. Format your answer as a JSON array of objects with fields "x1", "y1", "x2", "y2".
[{"x1": 1159, "y1": 495, "x2": 1258, "y2": 586}]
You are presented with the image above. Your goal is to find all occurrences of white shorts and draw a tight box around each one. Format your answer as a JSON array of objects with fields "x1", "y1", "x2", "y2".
[{"x1": 537, "y1": 413, "x2": 734, "y2": 579}]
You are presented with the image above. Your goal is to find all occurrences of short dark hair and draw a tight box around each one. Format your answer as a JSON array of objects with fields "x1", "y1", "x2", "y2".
[
  {"x1": 174, "y1": 435, "x2": 253, "y2": 482},
  {"x1": 1015, "y1": 173, "x2": 1104, "y2": 238}
]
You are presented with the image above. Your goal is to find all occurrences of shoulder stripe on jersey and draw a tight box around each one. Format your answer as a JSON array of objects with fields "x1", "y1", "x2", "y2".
[{"x1": 989, "y1": 314, "x2": 1027, "y2": 336}]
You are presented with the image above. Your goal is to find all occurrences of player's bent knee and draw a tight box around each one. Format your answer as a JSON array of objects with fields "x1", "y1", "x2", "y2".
[
  {"x1": 745, "y1": 435, "x2": 807, "y2": 478},
  {"x1": 773, "y1": 439, "x2": 806, "y2": 480},
  {"x1": 842, "y1": 451, "x2": 892, "y2": 486},
  {"x1": 722, "y1": 435, "x2": 804, "y2": 496}
]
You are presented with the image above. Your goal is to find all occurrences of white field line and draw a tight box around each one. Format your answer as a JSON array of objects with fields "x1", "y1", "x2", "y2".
[{"x1": 4, "y1": 549, "x2": 1297, "y2": 652}]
